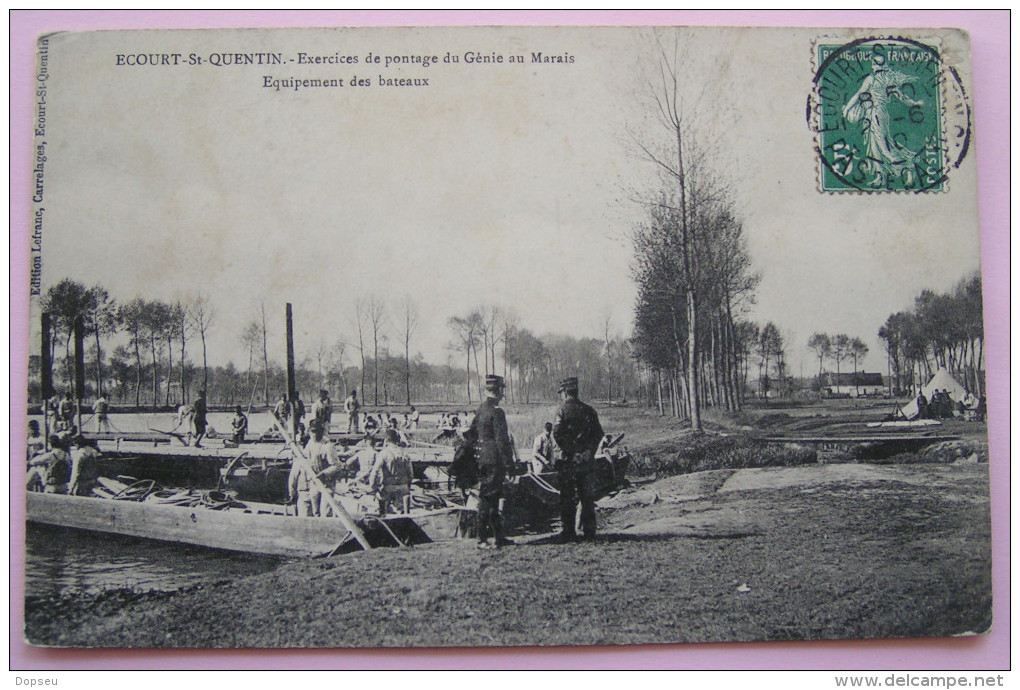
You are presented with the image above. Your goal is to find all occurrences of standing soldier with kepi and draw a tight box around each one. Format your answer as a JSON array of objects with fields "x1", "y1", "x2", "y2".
[
  {"x1": 553, "y1": 376, "x2": 604, "y2": 542},
  {"x1": 93, "y1": 394, "x2": 111, "y2": 433},
  {"x1": 312, "y1": 389, "x2": 333, "y2": 434},
  {"x1": 469, "y1": 374, "x2": 514, "y2": 549},
  {"x1": 345, "y1": 389, "x2": 361, "y2": 434}
]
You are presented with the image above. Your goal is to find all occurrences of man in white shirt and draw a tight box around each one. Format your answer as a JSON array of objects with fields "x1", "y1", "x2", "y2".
[{"x1": 531, "y1": 422, "x2": 555, "y2": 474}]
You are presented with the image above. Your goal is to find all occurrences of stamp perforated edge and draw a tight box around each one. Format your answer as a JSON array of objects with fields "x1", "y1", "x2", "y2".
[{"x1": 807, "y1": 33, "x2": 970, "y2": 195}]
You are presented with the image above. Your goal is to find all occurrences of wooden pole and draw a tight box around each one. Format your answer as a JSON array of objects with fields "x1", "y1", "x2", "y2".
[
  {"x1": 73, "y1": 315, "x2": 86, "y2": 434},
  {"x1": 246, "y1": 371, "x2": 260, "y2": 417},
  {"x1": 272, "y1": 416, "x2": 372, "y2": 551},
  {"x1": 41, "y1": 313, "x2": 52, "y2": 451},
  {"x1": 285, "y1": 303, "x2": 298, "y2": 437}
]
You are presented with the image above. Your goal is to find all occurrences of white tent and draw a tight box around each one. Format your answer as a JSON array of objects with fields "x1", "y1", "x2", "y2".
[{"x1": 899, "y1": 368, "x2": 972, "y2": 420}]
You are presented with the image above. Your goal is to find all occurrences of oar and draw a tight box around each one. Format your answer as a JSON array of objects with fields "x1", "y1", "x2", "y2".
[
  {"x1": 272, "y1": 417, "x2": 372, "y2": 551},
  {"x1": 218, "y1": 450, "x2": 250, "y2": 489},
  {"x1": 246, "y1": 372, "x2": 261, "y2": 417},
  {"x1": 148, "y1": 426, "x2": 190, "y2": 446}
]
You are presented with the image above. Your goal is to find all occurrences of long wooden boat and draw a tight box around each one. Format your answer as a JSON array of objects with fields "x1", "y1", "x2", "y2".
[
  {"x1": 92, "y1": 439, "x2": 455, "y2": 504},
  {"x1": 97, "y1": 438, "x2": 454, "y2": 467},
  {"x1": 504, "y1": 447, "x2": 632, "y2": 528},
  {"x1": 26, "y1": 491, "x2": 470, "y2": 558}
]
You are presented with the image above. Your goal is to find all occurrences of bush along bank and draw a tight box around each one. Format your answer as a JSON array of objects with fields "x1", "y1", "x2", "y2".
[
  {"x1": 862, "y1": 439, "x2": 990, "y2": 466},
  {"x1": 630, "y1": 433, "x2": 817, "y2": 478}
]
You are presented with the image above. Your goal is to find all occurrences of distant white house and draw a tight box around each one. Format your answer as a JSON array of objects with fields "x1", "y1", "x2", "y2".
[{"x1": 820, "y1": 372, "x2": 884, "y2": 398}]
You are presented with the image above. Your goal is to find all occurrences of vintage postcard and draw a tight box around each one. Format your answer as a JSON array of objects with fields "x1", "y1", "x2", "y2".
[{"x1": 19, "y1": 25, "x2": 993, "y2": 651}]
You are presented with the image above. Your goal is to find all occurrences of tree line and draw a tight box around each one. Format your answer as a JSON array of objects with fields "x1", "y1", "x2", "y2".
[
  {"x1": 806, "y1": 332, "x2": 870, "y2": 393},
  {"x1": 878, "y1": 273, "x2": 984, "y2": 396},
  {"x1": 624, "y1": 32, "x2": 985, "y2": 418},
  {"x1": 31, "y1": 278, "x2": 647, "y2": 409},
  {"x1": 38, "y1": 279, "x2": 215, "y2": 409},
  {"x1": 628, "y1": 34, "x2": 762, "y2": 426}
]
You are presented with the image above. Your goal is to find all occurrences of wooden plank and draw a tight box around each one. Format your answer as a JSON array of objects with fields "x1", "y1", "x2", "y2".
[
  {"x1": 85, "y1": 433, "x2": 173, "y2": 444},
  {"x1": 98, "y1": 441, "x2": 291, "y2": 461},
  {"x1": 26, "y1": 492, "x2": 348, "y2": 558},
  {"x1": 401, "y1": 508, "x2": 465, "y2": 542},
  {"x1": 761, "y1": 435, "x2": 960, "y2": 444}
]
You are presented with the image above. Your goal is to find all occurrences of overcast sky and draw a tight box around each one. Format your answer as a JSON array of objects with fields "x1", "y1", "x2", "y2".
[{"x1": 32, "y1": 26, "x2": 980, "y2": 376}]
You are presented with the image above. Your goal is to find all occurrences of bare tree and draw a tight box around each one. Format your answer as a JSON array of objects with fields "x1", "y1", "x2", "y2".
[
  {"x1": 399, "y1": 297, "x2": 419, "y2": 405},
  {"x1": 756, "y1": 322, "x2": 783, "y2": 399},
  {"x1": 327, "y1": 338, "x2": 347, "y2": 401},
  {"x1": 832, "y1": 333, "x2": 851, "y2": 390},
  {"x1": 807, "y1": 332, "x2": 833, "y2": 392},
  {"x1": 119, "y1": 298, "x2": 147, "y2": 408},
  {"x1": 187, "y1": 294, "x2": 215, "y2": 392},
  {"x1": 366, "y1": 296, "x2": 387, "y2": 405},
  {"x1": 354, "y1": 299, "x2": 367, "y2": 402},
  {"x1": 878, "y1": 275, "x2": 984, "y2": 397},
  {"x1": 313, "y1": 339, "x2": 330, "y2": 390},
  {"x1": 483, "y1": 305, "x2": 502, "y2": 376},
  {"x1": 240, "y1": 320, "x2": 261, "y2": 405},
  {"x1": 162, "y1": 302, "x2": 185, "y2": 406},
  {"x1": 630, "y1": 32, "x2": 731, "y2": 431},
  {"x1": 143, "y1": 299, "x2": 173, "y2": 409},
  {"x1": 470, "y1": 306, "x2": 492, "y2": 376},
  {"x1": 601, "y1": 307, "x2": 614, "y2": 403},
  {"x1": 448, "y1": 315, "x2": 479, "y2": 403},
  {"x1": 260, "y1": 302, "x2": 270, "y2": 407},
  {"x1": 86, "y1": 285, "x2": 118, "y2": 397},
  {"x1": 849, "y1": 337, "x2": 869, "y2": 397},
  {"x1": 500, "y1": 309, "x2": 519, "y2": 401},
  {"x1": 174, "y1": 300, "x2": 193, "y2": 403},
  {"x1": 41, "y1": 279, "x2": 98, "y2": 392},
  {"x1": 467, "y1": 310, "x2": 485, "y2": 392}
]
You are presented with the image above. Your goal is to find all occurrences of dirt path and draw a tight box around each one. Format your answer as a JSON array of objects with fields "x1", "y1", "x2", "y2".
[{"x1": 24, "y1": 461, "x2": 991, "y2": 648}]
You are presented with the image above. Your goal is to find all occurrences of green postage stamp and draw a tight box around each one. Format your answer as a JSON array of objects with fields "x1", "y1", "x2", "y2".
[{"x1": 811, "y1": 37, "x2": 971, "y2": 193}]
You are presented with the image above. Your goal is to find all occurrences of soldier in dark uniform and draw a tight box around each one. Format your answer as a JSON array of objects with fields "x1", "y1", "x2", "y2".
[
  {"x1": 553, "y1": 376, "x2": 604, "y2": 542},
  {"x1": 192, "y1": 389, "x2": 208, "y2": 448},
  {"x1": 469, "y1": 374, "x2": 514, "y2": 549}
]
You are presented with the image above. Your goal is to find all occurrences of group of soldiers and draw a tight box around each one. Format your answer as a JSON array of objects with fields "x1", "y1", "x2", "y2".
[
  {"x1": 266, "y1": 388, "x2": 423, "y2": 447},
  {"x1": 286, "y1": 416, "x2": 416, "y2": 518},
  {"x1": 30, "y1": 375, "x2": 608, "y2": 548},
  {"x1": 467, "y1": 373, "x2": 604, "y2": 549},
  {"x1": 29, "y1": 389, "x2": 110, "y2": 495},
  {"x1": 915, "y1": 388, "x2": 985, "y2": 421},
  {"x1": 25, "y1": 419, "x2": 101, "y2": 496},
  {"x1": 172, "y1": 390, "x2": 209, "y2": 447},
  {"x1": 43, "y1": 390, "x2": 114, "y2": 437},
  {"x1": 281, "y1": 373, "x2": 606, "y2": 549}
]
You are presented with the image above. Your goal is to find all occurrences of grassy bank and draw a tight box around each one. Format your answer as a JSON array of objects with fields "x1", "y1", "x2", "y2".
[
  {"x1": 24, "y1": 462, "x2": 991, "y2": 648},
  {"x1": 23, "y1": 400, "x2": 992, "y2": 649}
]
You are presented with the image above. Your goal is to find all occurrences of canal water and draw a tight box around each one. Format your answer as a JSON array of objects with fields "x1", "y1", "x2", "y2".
[
  {"x1": 20, "y1": 408, "x2": 536, "y2": 599},
  {"x1": 23, "y1": 524, "x2": 284, "y2": 599}
]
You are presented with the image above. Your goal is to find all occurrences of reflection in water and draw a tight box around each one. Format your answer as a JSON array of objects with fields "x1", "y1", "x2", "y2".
[{"x1": 25, "y1": 524, "x2": 283, "y2": 598}]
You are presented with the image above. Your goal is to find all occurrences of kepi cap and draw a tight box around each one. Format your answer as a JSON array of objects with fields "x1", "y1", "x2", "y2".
[
  {"x1": 558, "y1": 376, "x2": 579, "y2": 393},
  {"x1": 484, "y1": 374, "x2": 506, "y2": 391}
]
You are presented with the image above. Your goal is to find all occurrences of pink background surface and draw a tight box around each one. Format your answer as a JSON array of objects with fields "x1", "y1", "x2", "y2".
[{"x1": 9, "y1": 10, "x2": 1009, "y2": 670}]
